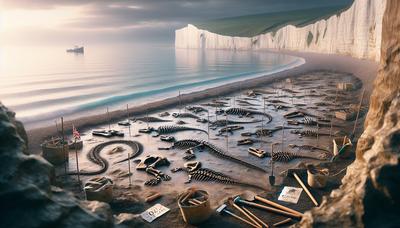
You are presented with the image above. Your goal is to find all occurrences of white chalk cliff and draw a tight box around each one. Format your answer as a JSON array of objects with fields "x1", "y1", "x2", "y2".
[{"x1": 175, "y1": 0, "x2": 387, "y2": 61}]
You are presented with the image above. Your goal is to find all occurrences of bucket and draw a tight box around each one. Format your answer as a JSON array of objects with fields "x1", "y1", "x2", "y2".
[
  {"x1": 307, "y1": 164, "x2": 329, "y2": 188},
  {"x1": 178, "y1": 189, "x2": 212, "y2": 224},
  {"x1": 41, "y1": 138, "x2": 69, "y2": 165},
  {"x1": 84, "y1": 177, "x2": 114, "y2": 203}
]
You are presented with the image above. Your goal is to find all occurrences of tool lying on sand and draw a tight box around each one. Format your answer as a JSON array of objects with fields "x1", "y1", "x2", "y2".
[
  {"x1": 238, "y1": 191, "x2": 303, "y2": 218},
  {"x1": 233, "y1": 195, "x2": 301, "y2": 219},
  {"x1": 227, "y1": 198, "x2": 262, "y2": 228},
  {"x1": 274, "y1": 218, "x2": 293, "y2": 227},
  {"x1": 241, "y1": 206, "x2": 269, "y2": 228},
  {"x1": 286, "y1": 169, "x2": 319, "y2": 206},
  {"x1": 216, "y1": 204, "x2": 259, "y2": 228}
]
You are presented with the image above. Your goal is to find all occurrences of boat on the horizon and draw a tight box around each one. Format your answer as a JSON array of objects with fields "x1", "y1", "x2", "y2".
[{"x1": 66, "y1": 45, "x2": 84, "y2": 53}]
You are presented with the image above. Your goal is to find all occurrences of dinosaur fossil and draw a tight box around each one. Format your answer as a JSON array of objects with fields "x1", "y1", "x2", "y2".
[
  {"x1": 224, "y1": 108, "x2": 273, "y2": 122},
  {"x1": 237, "y1": 138, "x2": 270, "y2": 146},
  {"x1": 135, "y1": 155, "x2": 171, "y2": 186},
  {"x1": 288, "y1": 144, "x2": 330, "y2": 153},
  {"x1": 287, "y1": 117, "x2": 340, "y2": 127},
  {"x1": 67, "y1": 140, "x2": 142, "y2": 176},
  {"x1": 290, "y1": 129, "x2": 331, "y2": 137},
  {"x1": 139, "y1": 125, "x2": 208, "y2": 136},
  {"x1": 264, "y1": 99, "x2": 289, "y2": 104},
  {"x1": 241, "y1": 126, "x2": 301, "y2": 137},
  {"x1": 166, "y1": 139, "x2": 267, "y2": 173},
  {"x1": 216, "y1": 125, "x2": 244, "y2": 136},
  {"x1": 186, "y1": 106, "x2": 207, "y2": 113},
  {"x1": 266, "y1": 151, "x2": 327, "y2": 162},
  {"x1": 209, "y1": 119, "x2": 262, "y2": 128},
  {"x1": 172, "y1": 112, "x2": 202, "y2": 120},
  {"x1": 171, "y1": 161, "x2": 265, "y2": 190},
  {"x1": 131, "y1": 116, "x2": 172, "y2": 123},
  {"x1": 200, "y1": 102, "x2": 228, "y2": 108},
  {"x1": 236, "y1": 100, "x2": 260, "y2": 106}
]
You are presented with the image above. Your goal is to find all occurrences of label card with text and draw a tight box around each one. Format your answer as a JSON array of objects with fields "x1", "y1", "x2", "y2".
[
  {"x1": 278, "y1": 186, "x2": 303, "y2": 204},
  {"x1": 140, "y1": 204, "x2": 170, "y2": 223}
]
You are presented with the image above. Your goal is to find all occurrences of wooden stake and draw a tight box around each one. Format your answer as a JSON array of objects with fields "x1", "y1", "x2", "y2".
[
  {"x1": 61, "y1": 117, "x2": 66, "y2": 174},
  {"x1": 127, "y1": 104, "x2": 131, "y2": 137},
  {"x1": 316, "y1": 123, "x2": 319, "y2": 147},
  {"x1": 352, "y1": 89, "x2": 365, "y2": 138},
  {"x1": 260, "y1": 99, "x2": 265, "y2": 149},
  {"x1": 74, "y1": 137, "x2": 80, "y2": 184},
  {"x1": 281, "y1": 123, "x2": 284, "y2": 152},
  {"x1": 107, "y1": 107, "x2": 110, "y2": 130},
  {"x1": 207, "y1": 111, "x2": 210, "y2": 142},
  {"x1": 179, "y1": 90, "x2": 182, "y2": 114},
  {"x1": 128, "y1": 152, "x2": 132, "y2": 187},
  {"x1": 226, "y1": 114, "x2": 229, "y2": 153},
  {"x1": 330, "y1": 87, "x2": 339, "y2": 137}
]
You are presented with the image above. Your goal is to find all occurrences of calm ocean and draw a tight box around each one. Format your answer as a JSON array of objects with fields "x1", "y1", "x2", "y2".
[{"x1": 0, "y1": 44, "x2": 304, "y2": 129}]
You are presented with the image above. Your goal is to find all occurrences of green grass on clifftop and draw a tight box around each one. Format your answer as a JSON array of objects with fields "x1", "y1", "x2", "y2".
[{"x1": 193, "y1": 5, "x2": 351, "y2": 37}]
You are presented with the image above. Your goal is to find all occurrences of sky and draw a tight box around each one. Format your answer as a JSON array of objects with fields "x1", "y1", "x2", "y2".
[{"x1": 0, "y1": 0, "x2": 352, "y2": 46}]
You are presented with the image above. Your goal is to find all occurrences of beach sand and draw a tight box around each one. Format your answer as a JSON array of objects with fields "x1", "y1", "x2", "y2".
[
  {"x1": 24, "y1": 50, "x2": 378, "y2": 227},
  {"x1": 27, "y1": 51, "x2": 378, "y2": 155}
]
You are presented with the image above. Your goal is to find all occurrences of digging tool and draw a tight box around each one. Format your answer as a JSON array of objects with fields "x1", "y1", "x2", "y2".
[
  {"x1": 216, "y1": 204, "x2": 259, "y2": 228},
  {"x1": 233, "y1": 196, "x2": 299, "y2": 219},
  {"x1": 228, "y1": 198, "x2": 262, "y2": 228},
  {"x1": 287, "y1": 169, "x2": 319, "y2": 206},
  {"x1": 241, "y1": 206, "x2": 269, "y2": 228},
  {"x1": 269, "y1": 142, "x2": 279, "y2": 186},
  {"x1": 240, "y1": 191, "x2": 303, "y2": 218}
]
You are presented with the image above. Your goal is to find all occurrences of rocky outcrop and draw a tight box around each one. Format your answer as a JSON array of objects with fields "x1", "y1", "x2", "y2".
[
  {"x1": 175, "y1": 0, "x2": 387, "y2": 61},
  {"x1": 0, "y1": 103, "x2": 114, "y2": 228},
  {"x1": 297, "y1": 0, "x2": 400, "y2": 227}
]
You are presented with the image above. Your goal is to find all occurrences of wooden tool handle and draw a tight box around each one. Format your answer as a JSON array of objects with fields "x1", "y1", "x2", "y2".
[
  {"x1": 145, "y1": 193, "x2": 162, "y2": 202},
  {"x1": 224, "y1": 210, "x2": 260, "y2": 228},
  {"x1": 273, "y1": 218, "x2": 292, "y2": 227},
  {"x1": 239, "y1": 200, "x2": 299, "y2": 218},
  {"x1": 254, "y1": 196, "x2": 303, "y2": 217},
  {"x1": 232, "y1": 203, "x2": 262, "y2": 228},
  {"x1": 242, "y1": 206, "x2": 269, "y2": 228},
  {"x1": 293, "y1": 173, "x2": 319, "y2": 206}
]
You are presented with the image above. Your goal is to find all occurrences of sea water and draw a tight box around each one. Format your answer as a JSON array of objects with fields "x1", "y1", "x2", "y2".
[{"x1": 0, "y1": 44, "x2": 304, "y2": 129}]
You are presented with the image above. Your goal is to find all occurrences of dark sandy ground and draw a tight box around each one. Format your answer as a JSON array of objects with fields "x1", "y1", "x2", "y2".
[
  {"x1": 54, "y1": 70, "x2": 366, "y2": 227},
  {"x1": 26, "y1": 51, "x2": 378, "y2": 227}
]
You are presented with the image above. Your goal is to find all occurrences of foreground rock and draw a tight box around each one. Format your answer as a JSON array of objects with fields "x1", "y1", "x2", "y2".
[
  {"x1": 297, "y1": 1, "x2": 400, "y2": 226},
  {"x1": 0, "y1": 103, "x2": 114, "y2": 228}
]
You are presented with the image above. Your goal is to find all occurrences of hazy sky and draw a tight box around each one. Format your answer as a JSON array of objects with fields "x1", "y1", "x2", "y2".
[{"x1": 0, "y1": 0, "x2": 352, "y2": 46}]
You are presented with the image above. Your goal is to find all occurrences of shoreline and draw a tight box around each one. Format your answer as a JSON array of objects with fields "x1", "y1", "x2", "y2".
[{"x1": 26, "y1": 50, "x2": 378, "y2": 154}]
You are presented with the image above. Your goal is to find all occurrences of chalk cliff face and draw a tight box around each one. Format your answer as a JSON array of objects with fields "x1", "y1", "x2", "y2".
[
  {"x1": 297, "y1": 0, "x2": 400, "y2": 226},
  {"x1": 176, "y1": 0, "x2": 386, "y2": 61}
]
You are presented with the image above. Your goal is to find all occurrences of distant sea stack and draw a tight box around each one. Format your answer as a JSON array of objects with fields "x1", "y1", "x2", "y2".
[{"x1": 175, "y1": 0, "x2": 387, "y2": 61}]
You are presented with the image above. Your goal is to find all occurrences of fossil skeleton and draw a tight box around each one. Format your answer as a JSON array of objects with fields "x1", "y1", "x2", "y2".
[{"x1": 171, "y1": 161, "x2": 265, "y2": 190}]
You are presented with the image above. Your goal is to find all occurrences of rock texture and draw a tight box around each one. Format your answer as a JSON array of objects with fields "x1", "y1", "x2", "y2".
[
  {"x1": 176, "y1": 0, "x2": 387, "y2": 61},
  {"x1": 0, "y1": 103, "x2": 114, "y2": 228},
  {"x1": 297, "y1": 0, "x2": 400, "y2": 227}
]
